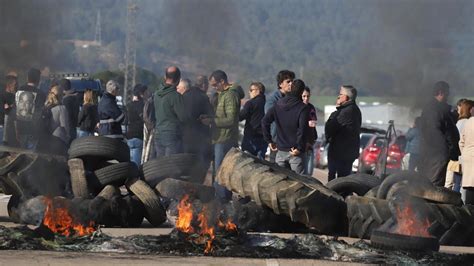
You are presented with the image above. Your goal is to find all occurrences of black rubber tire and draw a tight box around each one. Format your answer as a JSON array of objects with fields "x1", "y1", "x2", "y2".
[
  {"x1": 216, "y1": 148, "x2": 347, "y2": 234},
  {"x1": 7, "y1": 194, "x2": 21, "y2": 223},
  {"x1": 126, "y1": 178, "x2": 166, "y2": 226},
  {"x1": 122, "y1": 195, "x2": 145, "y2": 227},
  {"x1": 68, "y1": 158, "x2": 91, "y2": 198},
  {"x1": 97, "y1": 185, "x2": 121, "y2": 200},
  {"x1": 370, "y1": 230, "x2": 440, "y2": 251},
  {"x1": 326, "y1": 173, "x2": 381, "y2": 197},
  {"x1": 94, "y1": 162, "x2": 139, "y2": 186},
  {"x1": 386, "y1": 181, "x2": 463, "y2": 206},
  {"x1": 68, "y1": 136, "x2": 130, "y2": 162},
  {"x1": 142, "y1": 153, "x2": 197, "y2": 187},
  {"x1": 364, "y1": 185, "x2": 380, "y2": 198},
  {"x1": 155, "y1": 178, "x2": 215, "y2": 203},
  {"x1": 377, "y1": 170, "x2": 430, "y2": 199},
  {"x1": 346, "y1": 196, "x2": 392, "y2": 239},
  {"x1": 0, "y1": 153, "x2": 26, "y2": 176}
]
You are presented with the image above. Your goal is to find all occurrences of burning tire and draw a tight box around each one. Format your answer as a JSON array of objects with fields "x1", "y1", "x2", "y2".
[
  {"x1": 376, "y1": 170, "x2": 431, "y2": 199},
  {"x1": 142, "y1": 153, "x2": 198, "y2": 187},
  {"x1": 126, "y1": 178, "x2": 166, "y2": 226},
  {"x1": 155, "y1": 178, "x2": 215, "y2": 203},
  {"x1": 215, "y1": 148, "x2": 346, "y2": 234},
  {"x1": 122, "y1": 195, "x2": 145, "y2": 227},
  {"x1": 68, "y1": 136, "x2": 130, "y2": 162},
  {"x1": 370, "y1": 230, "x2": 440, "y2": 251},
  {"x1": 68, "y1": 158, "x2": 91, "y2": 198},
  {"x1": 326, "y1": 173, "x2": 381, "y2": 198},
  {"x1": 346, "y1": 196, "x2": 392, "y2": 239},
  {"x1": 94, "y1": 162, "x2": 139, "y2": 187}
]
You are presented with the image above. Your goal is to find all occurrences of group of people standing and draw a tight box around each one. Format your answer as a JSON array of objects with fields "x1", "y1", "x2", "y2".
[{"x1": 404, "y1": 81, "x2": 474, "y2": 204}]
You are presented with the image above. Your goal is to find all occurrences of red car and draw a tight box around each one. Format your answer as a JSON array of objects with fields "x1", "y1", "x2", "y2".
[{"x1": 358, "y1": 135, "x2": 406, "y2": 174}]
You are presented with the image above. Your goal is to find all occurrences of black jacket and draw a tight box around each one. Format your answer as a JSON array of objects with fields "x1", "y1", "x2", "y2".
[
  {"x1": 420, "y1": 98, "x2": 460, "y2": 161},
  {"x1": 125, "y1": 100, "x2": 145, "y2": 140},
  {"x1": 325, "y1": 100, "x2": 362, "y2": 161},
  {"x1": 62, "y1": 93, "x2": 80, "y2": 131},
  {"x1": 262, "y1": 95, "x2": 309, "y2": 152},
  {"x1": 239, "y1": 94, "x2": 265, "y2": 138},
  {"x1": 78, "y1": 103, "x2": 98, "y2": 133},
  {"x1": 182, "y1": 87, "x2": 213, "y2": 152},
  {"x1": 98, "y1": 93, "x2": 124, "y2": 137}
]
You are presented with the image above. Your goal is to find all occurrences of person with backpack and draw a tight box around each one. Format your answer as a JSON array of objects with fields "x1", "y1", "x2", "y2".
[
  {"x1": 37, "y1": 85, "x2": 70, "y2": 155},
  {"x1": 77, "y1": 89, "x2": 98, "y2": 137},
  {"x1": 15, "y1": 68, "x2": 46, "y2": 149}
]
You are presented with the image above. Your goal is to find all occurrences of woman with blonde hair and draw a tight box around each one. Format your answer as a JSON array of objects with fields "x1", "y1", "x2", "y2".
[
  {"x1": 37, "y1": 85, "x2": 70, "y2": 155},
  {"x1": 77, "y1": 89, "x2": 98, "y2": 137}
]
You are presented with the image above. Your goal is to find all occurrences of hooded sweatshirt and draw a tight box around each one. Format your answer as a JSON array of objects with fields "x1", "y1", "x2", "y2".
[
  {"x1": 262, "y1": 95, "x2": 309, "y2": 152},
  {"x1": 153, "y1": 81, "x2": 188, "y2": 138}
]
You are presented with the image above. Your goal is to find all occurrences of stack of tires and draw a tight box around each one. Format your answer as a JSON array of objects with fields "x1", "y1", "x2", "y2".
[
  {"x1": 68, "y1": 136, "x2": 214, "y2": 227},
  {"x1": 344, "y1": 171, "x2": 474, "y2": 248}
]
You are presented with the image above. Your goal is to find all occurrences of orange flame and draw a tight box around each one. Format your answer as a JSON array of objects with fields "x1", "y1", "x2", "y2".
[
  {"x1": 394, "y1": 203, "x2": 431, "y2": 237},
  {"x1": 176, "y1": 194, "x2": 194, "y2": 233},
  {"x1": 198, "y1": 206, "x2": 215, "y2": 254},
  {"x1": 42, "y1": 197, "x2": 95, "y2": 237},
  {"x1": 218, "y1": 218, "x2": 237, "y2": 232}
]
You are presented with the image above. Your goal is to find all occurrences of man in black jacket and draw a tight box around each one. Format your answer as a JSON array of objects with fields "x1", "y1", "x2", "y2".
[
  {"x1": 262, "y1": 79, "x2": 309, "y2": 174},
  {"x1": 126, "y1": 84, "x2": 148, "y2": 166},
  {"x1": 325, "y1": 85, "x2": 362, "y2": 181},
  {"x1": 419, "y1": 81, "x2": 460, "y2": 186},
  {"x1": 240, "y1": 82, "x2": 267, "y2": 159}
]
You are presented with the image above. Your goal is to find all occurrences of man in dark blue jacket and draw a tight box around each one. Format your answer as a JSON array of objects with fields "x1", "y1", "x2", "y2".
[
  {"x1": 98, "y1": 80, "x2": 124, "y2": 138},
  {"x1": 264, "y1": 70, "x2": 294, "y2": 162},
  {"x1": 262, "y1": 79, "x2": 309, "y2": 174},
  {"x1": 240, "y1": 82, "x2": 267, "y2": 159}
]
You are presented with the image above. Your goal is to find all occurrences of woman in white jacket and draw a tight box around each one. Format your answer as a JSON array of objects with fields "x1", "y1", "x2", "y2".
[{"x1": 460, "y1": 112, "x2": 474, "y2": 204}]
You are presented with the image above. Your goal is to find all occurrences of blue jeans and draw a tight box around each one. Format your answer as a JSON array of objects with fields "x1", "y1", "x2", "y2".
[
  {"x1": 328, "y1": 157, "x2": 354, "y2": 182},
  {"x1": 154, "y1": 134, "x2": 183, "y2": 157},
  {"x1": 18, "y1": 134, "x2": 37, "y2": 150},
  {"x1": 78, "y1": 130, "x2": 93, "y2": 138},
  {"x1": 241, "y1": 135, "x2": 267, "y2": 160},
  {"x1": 214, "y1": 140, "x2": 237, "y2": 202},
  {"x1": 127, "y1": 138, "x2": 144, "y2": 166},
  {"x1": 453, "y1": 172, "x2": 462, "y2": 193},
  {"x1": 304, "y1": 149, "x2": 315, "y2": 176}
]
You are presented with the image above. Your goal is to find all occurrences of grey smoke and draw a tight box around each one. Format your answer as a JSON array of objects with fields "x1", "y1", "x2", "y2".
[{"x1": 17, "y1": 196, "x2": 46, "y2": 226}]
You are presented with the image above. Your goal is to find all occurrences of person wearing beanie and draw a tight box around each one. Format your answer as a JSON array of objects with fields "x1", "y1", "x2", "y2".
[
  {"x1": 262, "y1": 79, "x2": 310, "y2": 174},
  {"x1": 60, "y1": 79, "x2": 80, "y2": 141},
  {"x1": 97, "y1": 80, "x2": 124, "y2": 138},
  {"x1": 125, "y1": 84, "x2": 148, "y2": 165}
]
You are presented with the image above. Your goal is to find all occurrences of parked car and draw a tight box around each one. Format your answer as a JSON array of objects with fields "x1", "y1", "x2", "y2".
[
  {"x1": 358, "y1": 134, "x2": 407, "y2": 174},
  {"x1": 352, "y1": 132, "x2": 378, "y2": 172}
]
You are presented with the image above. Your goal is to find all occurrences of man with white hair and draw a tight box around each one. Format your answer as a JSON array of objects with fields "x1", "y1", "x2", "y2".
[
  {"x1": 325, "y1": 85, "x2": 362, "y2": 181},
  {"x1": 98, "y1": 80, "x2": 124, "y2": 138},
  {"x1": 176, "y1": 78, "x2": 191, "y2": 95}
]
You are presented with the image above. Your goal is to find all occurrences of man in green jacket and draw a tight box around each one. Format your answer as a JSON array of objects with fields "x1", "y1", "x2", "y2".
[
  {"x1": 153, "y1": 66, "x2": 188, "y2": 156},
  {"x1": 201, "y1": 70, "x2": 242, "y2": 201}
]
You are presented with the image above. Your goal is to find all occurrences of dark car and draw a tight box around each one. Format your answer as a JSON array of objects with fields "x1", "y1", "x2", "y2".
[{"x1": 40, "y1": 73, "x2": 103, "y2": 104}]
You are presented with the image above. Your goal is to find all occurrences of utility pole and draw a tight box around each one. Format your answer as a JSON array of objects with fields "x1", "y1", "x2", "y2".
[
  {"x1": 94, "y1": 10, "x2": 102, "y2": 46},
  {"x1": 124, "y1": 0, "x2": 138, "y2": 102}
]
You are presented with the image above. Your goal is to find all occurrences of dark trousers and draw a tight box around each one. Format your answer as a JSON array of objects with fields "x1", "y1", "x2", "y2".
[
  {"x1": 214, "y1": 140, "x2": 237, "y2": 202},
  {"x1": 419, "y1": 157, "x2": 449, "y2": 187},
  {"x1": 328, "y1": 157, "x2": 354, "y2": 182},
  {"x1": 241, "y1": 135, "x2": 267, "y2": 160},
  {"x1": 154, "y1": 134, "x2": 183, "y2": 157},
  {"x1": 465, "y1": 187, "x2": 474, "y2": 205}
]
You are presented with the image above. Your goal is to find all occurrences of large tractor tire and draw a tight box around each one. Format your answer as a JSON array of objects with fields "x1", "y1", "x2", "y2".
[
  {"x1": 346, "y1": 195, "x2": 474, "y2": 246},
  {"x1": 215, "y1": 148, "x2": 347, "y2": 234}
]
